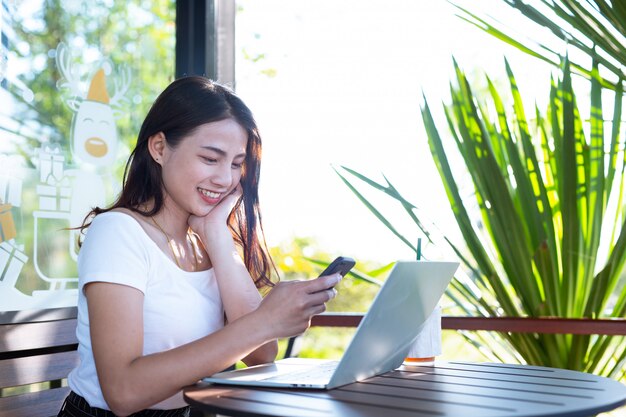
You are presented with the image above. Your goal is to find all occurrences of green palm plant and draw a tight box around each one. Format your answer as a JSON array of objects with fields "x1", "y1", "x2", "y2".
[
  {"x1": 336, "y1": 57, "x2": 626, "y2": 379},
  {"x1": 453, "y1": 0, "x2": 626, "y2": 89}
]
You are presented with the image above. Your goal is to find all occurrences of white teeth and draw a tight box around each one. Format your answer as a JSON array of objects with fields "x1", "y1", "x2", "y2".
[{"x1": 198, "y1": 188, "x2": 220, "y2": 199}]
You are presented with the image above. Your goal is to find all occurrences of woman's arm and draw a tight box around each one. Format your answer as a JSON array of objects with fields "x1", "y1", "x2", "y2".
[
  {"x1": 87, "y1": 272, "x2": 339, "y2": 416},
  {"x1": 189, "y1": 187, "x2": 277, "y2": 365},
  {"x1": 199, "y1": 224, "x2": 277, "y2": 365}
]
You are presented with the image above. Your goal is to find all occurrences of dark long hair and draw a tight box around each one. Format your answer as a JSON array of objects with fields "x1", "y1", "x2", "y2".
[{"x1": 82, "y1": 76, "x2": 276, "y2": 288}]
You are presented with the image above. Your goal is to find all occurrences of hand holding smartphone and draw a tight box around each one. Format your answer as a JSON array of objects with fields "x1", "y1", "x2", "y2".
[
  {"x1": 310, "y1": 256, "x2": 355, "y2": 300},
  {"x1": 318, "y1": 256, "x2": 356, "y2": 279}
]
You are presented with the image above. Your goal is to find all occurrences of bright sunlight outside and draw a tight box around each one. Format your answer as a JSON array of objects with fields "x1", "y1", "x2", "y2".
[{"x1": 235, "y1": 0, "x2": 557, "y2": 264}]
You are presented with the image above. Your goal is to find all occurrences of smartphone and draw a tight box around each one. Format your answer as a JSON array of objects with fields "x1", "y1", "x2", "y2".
[{"x1": 318, "y1": 256, "x2": 356, "y2": 278}]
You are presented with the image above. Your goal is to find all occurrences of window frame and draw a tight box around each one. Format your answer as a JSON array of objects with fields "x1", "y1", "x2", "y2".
[{"x1": 175, "y1": 0, "x2": 235, "y2": 86}]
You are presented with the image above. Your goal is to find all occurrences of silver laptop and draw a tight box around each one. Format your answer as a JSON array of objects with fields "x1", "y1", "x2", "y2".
[{"x1": 203, "y1": 260, "x2": 459, "y2": 389}]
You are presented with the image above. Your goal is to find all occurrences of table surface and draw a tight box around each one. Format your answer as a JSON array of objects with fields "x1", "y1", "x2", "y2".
[{"x1": 184, "y1": 361, "x2": 626, "y2": 417}]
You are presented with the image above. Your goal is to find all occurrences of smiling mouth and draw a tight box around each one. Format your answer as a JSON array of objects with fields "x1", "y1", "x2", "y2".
[{"x1": 198, "y1": 187, "x2": 221, "y2": 199}]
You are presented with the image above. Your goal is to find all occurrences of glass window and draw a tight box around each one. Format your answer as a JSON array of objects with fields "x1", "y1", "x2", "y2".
[{"x1": 0, "y1": 0, "x2": 175, "y2": 311}]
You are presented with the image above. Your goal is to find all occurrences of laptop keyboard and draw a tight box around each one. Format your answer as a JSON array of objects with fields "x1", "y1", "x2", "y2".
[{"x1": 265, "y1": 361, "x2": 339, "y2": 382}]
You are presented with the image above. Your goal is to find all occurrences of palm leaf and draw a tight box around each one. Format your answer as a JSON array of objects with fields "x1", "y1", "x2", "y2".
[
  {"x1": 333, "y1": 167, "x2": 417, "y2": 255},
  {"x1": 451, "y1": 0, "x2": 626, "y2": 89}
]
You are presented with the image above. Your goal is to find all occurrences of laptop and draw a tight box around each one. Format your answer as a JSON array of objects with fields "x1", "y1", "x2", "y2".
[{"x1": 203, "y1": 260, "x2": 459, "y2": 389}]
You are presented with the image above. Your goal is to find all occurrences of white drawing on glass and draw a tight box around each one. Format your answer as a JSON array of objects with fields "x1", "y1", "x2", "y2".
[
  {"x1": 32, "y1": 144, "x2": 75, "y2": 288},
  {"x1": 0, "y1": 43, "x2": 130, "y2": 310},
  {"x1": 30, "y1": 42, "x2": 130, "y2": 289},
  {"x1": 56, "y1": 42, "x2": 129, "y2": 244}
]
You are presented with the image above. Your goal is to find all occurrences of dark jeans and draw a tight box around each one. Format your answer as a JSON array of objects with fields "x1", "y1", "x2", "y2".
[{"x1": 57, "y1": 391, "x2": 190, "y2": 417}]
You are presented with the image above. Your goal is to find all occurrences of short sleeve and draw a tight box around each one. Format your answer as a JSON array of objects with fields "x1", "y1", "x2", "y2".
[{"x1": 77, "y1": 212, "x2": 150, "y2": 294}]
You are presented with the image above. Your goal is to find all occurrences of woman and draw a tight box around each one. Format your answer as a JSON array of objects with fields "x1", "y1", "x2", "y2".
[{"x1": 58, "y1": 77, "x2": 340, "y2": 417}]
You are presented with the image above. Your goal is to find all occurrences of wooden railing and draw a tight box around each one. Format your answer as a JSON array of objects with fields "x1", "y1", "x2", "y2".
[{"x1": 310, "y1": 313, "x2": 626, "y2": 335}]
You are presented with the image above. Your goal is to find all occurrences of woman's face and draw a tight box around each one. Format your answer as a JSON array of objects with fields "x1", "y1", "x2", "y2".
[{"x1": 159, "y1": 118, "x2": 248, "y2": 217}]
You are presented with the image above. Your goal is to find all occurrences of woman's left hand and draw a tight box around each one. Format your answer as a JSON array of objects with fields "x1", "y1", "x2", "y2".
[{"x1": 188, "y1": 184, "x2": 242, "y2": 237}]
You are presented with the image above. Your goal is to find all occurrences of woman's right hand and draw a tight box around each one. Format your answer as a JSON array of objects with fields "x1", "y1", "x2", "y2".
[{"x1": 256, "y1": 273, "x2": 342, "y2": 339}]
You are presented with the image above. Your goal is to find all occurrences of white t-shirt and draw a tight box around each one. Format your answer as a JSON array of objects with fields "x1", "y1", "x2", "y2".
[{"x1": 68, "y1": 212, "x2": 224, "y2": 410}]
